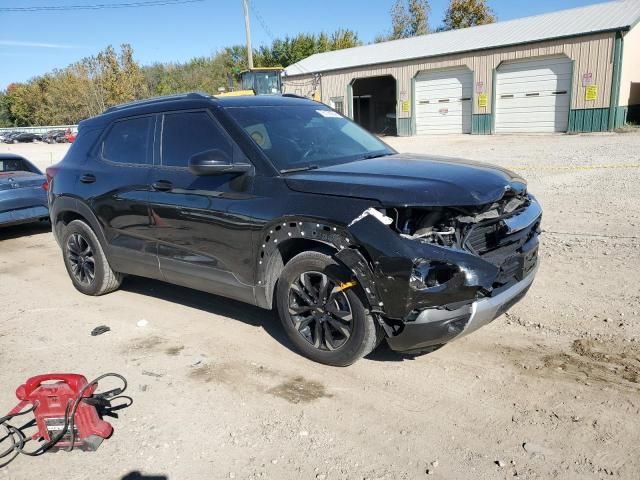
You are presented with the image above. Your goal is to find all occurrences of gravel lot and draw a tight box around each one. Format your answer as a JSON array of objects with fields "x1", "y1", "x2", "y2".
[{"x1": 1, "y1": 132, "x2": 639, "y2": 480}]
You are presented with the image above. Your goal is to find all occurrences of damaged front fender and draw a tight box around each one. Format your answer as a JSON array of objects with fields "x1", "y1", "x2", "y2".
[{"x1": 337, "y1": 213, "x2": 500, "y2": 320}]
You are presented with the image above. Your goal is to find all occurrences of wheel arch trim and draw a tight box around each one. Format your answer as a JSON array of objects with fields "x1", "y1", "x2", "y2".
[
  {"x1": 253, "y1": 217, "x2": 381, "y2": 311},
  {"x1": 50, "y1": 196, "x2": 109, "y2": 250}
]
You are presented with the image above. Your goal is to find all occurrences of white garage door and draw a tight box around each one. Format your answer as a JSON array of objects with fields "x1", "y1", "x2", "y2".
[
  {"x1": 415, "y1": 69, "x2": 473, "y2": 135},
  {"x1": 495, "y1": 57, "x2": 572, "y2": 133}
]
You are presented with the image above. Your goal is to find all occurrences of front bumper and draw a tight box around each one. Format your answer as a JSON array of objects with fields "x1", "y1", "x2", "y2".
[{"x1": 386, "y1": 264, "x2": 538, "y2": 353}]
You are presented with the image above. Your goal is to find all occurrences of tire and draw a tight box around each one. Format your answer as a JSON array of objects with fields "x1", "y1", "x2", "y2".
[
  {"x1": 276, "y1": 251, "x2": 381, "y2": 366},
  {"x1": 61, "y1": 220, "x2": 122, "y2": 296}
]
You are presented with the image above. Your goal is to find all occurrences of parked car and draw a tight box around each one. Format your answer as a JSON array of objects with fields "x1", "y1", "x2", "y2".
[
  {"x1": 0, "y1": 154, "x2": 49, "y2": 227},
  {"x1": 47, "y1": 93, "x2": 541, "y2": 366},
  {"x1": 3, "y1": 132, "x2": 38, "y2": 144},
  {"x1": 43, "y1": 130, "x2": 67, "y2": 144},
  {"x1": 63, "y1": 129, "x2": 76, "y2": 143},
  {"x1": 1, "y1": 132, "x2": 18, "y2": 143},
  {"x1": 0, "y1": 131, "x2": 18, "y2": 142}
]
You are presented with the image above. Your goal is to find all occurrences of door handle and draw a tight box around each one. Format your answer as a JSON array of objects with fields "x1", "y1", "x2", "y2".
[
  {"x1": 80, "y1": 173, "x2": 96, "y2": 184},
  {"x1": 152, "y1": 180, "x2": 173, "y2": 192}
]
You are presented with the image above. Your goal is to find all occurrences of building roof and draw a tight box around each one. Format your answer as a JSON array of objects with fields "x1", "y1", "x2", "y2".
[{"x1": 284, "y1": 0, "x2": 640, "y2": 76}]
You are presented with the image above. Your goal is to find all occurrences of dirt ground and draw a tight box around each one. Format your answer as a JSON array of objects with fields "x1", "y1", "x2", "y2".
[{"x1": 1, "y1": 132, "x2": 639, "y2": 480}]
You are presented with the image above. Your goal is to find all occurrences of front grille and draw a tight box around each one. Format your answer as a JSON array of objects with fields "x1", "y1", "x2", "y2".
[
  {"x1": 464, "y1": 221, "x2": 505, "y2": 255},
  {"x1": 463, "y1": 203, "x2": 541, "y2": 288},
  {"x1": 464, "y1": 207, "x2": 539, "y2": 259}
]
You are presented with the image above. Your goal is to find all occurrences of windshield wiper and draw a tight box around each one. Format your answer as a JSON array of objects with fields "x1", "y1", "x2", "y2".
[
  {"x1": 360, "y1": 152, "x2": 393, "y2": 160},
  {"x1": 280, "y1": 164, "x2": 319, "y2": 174}
]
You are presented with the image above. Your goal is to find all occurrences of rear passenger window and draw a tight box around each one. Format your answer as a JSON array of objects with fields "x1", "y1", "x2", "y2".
[
  {"x1": 161, "y1": 111, "x2": 232, "y2": 168},
  {"x1": 102, "y1": 116, "x2": 152, "y2": 165}
]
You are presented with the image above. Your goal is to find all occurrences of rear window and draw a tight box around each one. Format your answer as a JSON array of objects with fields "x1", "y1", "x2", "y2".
[
  {"x1": 101, "y1": 116, "x2": 153, "y2": 165},
  {"x1": 0, "y1": 158, "x2": 34, "y2": 173}
]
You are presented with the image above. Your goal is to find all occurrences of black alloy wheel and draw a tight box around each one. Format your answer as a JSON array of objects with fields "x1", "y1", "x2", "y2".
[
  {"x1": 61, "y1": 220, "x2": 122, "y2": 296},
  {"x1": 276, "y1": 250, "x2": 382, "y2": 366},
  {"x1": 66, "y1": 233, "x2": 95, "y2": 285},
  {"x1": 288, "y1": 271, "x2": 354, "y2": 351}
]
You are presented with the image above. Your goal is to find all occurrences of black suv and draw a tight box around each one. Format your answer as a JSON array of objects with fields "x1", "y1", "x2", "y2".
[{"x1": 47, "y1": 93, "x2": 541, "y2": 366}]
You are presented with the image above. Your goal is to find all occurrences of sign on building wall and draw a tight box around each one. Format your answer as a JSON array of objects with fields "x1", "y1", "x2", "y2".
[
  {"x1": 585, "y1": 85, "x2": 598, "y2": 101},
  {"x1": 476, "y1": 81, "x2": 485, "y2": 93},
  {"x1": 582, "y1": 73, "x2": 593, "y2": 86},
  {"x1": 477, "y1": 94, "x2": 488, "y2": 108},
  {"x1": 401, "y1": 100, "x2": 410, "y2": 113}
]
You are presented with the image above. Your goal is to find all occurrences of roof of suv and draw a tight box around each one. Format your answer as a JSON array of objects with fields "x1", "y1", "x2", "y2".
[{"x1": 80, "y1": 93, "x2": 317, "y2": 128}]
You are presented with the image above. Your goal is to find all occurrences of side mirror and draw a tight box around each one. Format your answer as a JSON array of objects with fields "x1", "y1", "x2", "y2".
[{"x1": 188, "y1": 149, "x2": 253, "y2": 176}]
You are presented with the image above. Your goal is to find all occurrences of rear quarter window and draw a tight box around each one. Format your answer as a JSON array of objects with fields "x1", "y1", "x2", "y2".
[{"x1": 101, "y1": 116, "x2": 153, "y2": 165}]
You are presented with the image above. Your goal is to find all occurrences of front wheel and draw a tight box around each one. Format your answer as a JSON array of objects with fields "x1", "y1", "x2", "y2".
[
  {"x1": 61, "y1": 220, "x2": 122, "y2": 296},
  {"x1": 276, "y1": 251, "x2": 381, "y2": 366}
]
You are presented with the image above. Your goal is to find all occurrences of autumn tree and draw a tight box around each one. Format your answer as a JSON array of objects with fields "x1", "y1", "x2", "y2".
[
  {"x1": 0, "y1": 31, "x2": 361, "y2": 126},
  {"x1": 377, "y1": 0, "x2": 431, "y2": 41},
  {"x1": 442, "y1": 0, "x2": 496, "y2": 30}
]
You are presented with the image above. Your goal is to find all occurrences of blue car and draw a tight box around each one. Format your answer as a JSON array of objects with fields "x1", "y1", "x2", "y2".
[{"x1": 0, "y1": 154, "x2": 49, "y2": 227}]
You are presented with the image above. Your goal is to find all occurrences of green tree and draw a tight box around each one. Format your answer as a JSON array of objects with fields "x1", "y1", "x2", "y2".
[
  {"x1": 254, "y1": 30, "x2": 361, "y2": 68},
  {"x1": 0, "y1": 93, "x2": 11, "y2": 127},
  {"x1": 442, "y1": 0, "x2": 496, "y2": 30}
]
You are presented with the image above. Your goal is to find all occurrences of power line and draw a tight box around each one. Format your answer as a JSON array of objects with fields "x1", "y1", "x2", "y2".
[
  {"x1": 0, "y1": 0, "x2": 205, "y2": 13},
  {"x1": 246, "y1": 0, "x2": 275, "y2": 41}
]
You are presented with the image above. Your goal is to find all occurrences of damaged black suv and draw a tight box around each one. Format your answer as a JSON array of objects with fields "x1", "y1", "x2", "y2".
[{"x1": 47, "y1": 93, "x2": 541, "y2": 366}]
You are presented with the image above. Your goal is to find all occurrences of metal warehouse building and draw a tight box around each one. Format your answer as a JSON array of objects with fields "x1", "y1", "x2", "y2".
[{"x1": 282, "y1": 0, "x2": 640, "y2": 136}]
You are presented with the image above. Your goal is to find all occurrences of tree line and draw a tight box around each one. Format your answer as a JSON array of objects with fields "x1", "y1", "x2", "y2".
[{"x1": 0, "y1": 0, "x2": 494, "y2": 127}]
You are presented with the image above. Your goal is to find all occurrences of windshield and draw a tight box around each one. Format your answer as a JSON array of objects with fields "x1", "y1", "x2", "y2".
[{"x1": 224, "y1": 105, "x2": 394, "y2": 172}]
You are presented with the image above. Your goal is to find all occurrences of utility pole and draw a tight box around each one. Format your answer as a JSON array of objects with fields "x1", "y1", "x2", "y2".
[{"x1": 242, "y1": 0, "x2": 254, "y2": 69}]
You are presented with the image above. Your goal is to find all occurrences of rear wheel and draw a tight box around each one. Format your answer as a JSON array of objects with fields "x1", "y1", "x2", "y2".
[
  {"x1": 276, "y1": 251, "x2": 381, "y2": 366},
  {"x1": 61, "y1": 220, "x2": 122, "y2": 296}
]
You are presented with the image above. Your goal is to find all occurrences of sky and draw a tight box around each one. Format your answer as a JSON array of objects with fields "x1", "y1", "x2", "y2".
[{"x1": 0, "y1": 0, "x2": 610, "y2": 89}]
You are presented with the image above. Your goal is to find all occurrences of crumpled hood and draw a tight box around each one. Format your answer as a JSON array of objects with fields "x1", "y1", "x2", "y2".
[{"x1": 284, "y1": 154, "x2": 527, "y2": 207}]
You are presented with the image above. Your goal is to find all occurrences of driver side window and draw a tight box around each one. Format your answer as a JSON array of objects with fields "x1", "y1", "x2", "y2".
[{"x1": 161, "y1": 111, "x2": 232, "y2": 168}]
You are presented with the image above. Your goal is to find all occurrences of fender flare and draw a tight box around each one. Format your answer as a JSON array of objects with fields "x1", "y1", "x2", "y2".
[{"x1": 50, "y1": 196, "x2": 109, "y2": 250}]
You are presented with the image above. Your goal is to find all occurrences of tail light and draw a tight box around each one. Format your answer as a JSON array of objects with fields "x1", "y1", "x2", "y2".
[{"x1": 44, "y1": 165, "x2": 58, "y2": 192}]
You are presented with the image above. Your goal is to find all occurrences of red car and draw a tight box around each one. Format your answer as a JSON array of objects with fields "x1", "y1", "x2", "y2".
[{"x1": 64, "y1": 129, "x2": 76, "y2": 143}]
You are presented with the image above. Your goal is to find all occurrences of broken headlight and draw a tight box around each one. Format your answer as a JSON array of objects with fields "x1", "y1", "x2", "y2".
[{"x1": 410, "y1": 260, "x2": 461, "y2": 290}]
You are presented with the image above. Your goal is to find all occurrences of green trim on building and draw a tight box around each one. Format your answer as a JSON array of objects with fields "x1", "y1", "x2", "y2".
[
  {"x1": 347, "y1": 83, "x2": 353, "y2": 119},
  {"x1": 472, "y1": 114, "x2": 492, "y2": 134},
  {"x1": 608, "y1": 31, "x2": 624, "y2": 130},
  {"x1": 490, "y1": 68, "x2": 497, "y2": 133},
  {"x1": 614, "y1": 106, "x2": 628, "y2": 129},
  {"x1": 568, "y1": 59, "x2": 575, "y2": 129},
  {"x1": 410, "y1": 76, "x2": 417, "y2": 136},
  {"x1": 569, "y1": 108, "x2": 611, "y2": 132},
  {"x1": 397, "y1": 118, "x2": 413, "y2": 136}
]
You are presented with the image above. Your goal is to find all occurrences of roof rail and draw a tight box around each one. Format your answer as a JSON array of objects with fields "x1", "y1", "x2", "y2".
[
  {"x1": 103, "y1": 92, "x2": 212, "y2": 114},
  {"x1": 281, "y1": 93, "x2": 309, "y2": 100}
]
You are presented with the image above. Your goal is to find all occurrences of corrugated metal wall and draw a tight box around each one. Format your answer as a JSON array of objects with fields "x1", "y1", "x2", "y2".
[
  {"x1": 620, "y1": 24, "x2": 640, "y2": 106},
  {"x1": 283, "y1": 32, "x2": 616, "y2": 118}
]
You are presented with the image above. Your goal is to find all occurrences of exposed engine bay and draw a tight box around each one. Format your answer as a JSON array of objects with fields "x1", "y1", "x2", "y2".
[{"x1": 385, "y1": 190, "x2": 530, "y2": 249}]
